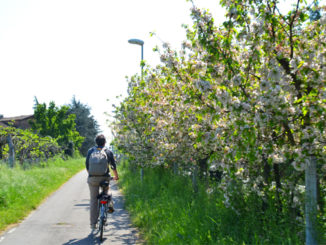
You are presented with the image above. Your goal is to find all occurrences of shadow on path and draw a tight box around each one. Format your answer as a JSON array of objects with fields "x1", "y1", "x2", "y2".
[{"x1": 62, "y1": 232, "x2": 100, "y2": 245}]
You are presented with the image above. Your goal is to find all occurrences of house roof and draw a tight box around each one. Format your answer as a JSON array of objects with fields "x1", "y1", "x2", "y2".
[
  {"x1": 0, "y1": 122, "x2": 7, "y2": 127},
  {"x1": 0, "y1": 115, "x2": 34, "y2": 122}
]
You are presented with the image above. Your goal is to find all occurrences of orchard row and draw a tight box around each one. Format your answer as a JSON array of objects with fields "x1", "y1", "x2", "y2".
[{"x1": 112, "y1": 0, "x2": 326, "y2": 231}]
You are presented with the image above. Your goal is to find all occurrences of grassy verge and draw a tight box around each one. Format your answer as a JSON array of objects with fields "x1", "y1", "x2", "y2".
[
  {"x1": 0, "y1": 157, "x2": 84, "y2": 232},
  {"x1": 118, "y1": 161, "x2": 309, "y2": 245}
]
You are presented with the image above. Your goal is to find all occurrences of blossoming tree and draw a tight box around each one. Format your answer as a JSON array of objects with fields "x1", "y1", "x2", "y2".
[{"x1": 112, "y1": 1, "x2": 325, "y2": 242}]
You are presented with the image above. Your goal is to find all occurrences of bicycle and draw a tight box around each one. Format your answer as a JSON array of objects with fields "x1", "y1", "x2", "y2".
[{"x1": 97, "y1": 179, "x2": 114, "y2": 242}]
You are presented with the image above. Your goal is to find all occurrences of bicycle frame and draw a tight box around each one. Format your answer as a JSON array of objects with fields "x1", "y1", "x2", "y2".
[{"x1": 97, "y1": 180, "x2": 111, "y2": 242}]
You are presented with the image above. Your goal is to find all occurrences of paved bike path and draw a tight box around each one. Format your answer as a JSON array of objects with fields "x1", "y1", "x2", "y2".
[{"x1": 0, "y1": 170, "x2": 140, "y2": 245}]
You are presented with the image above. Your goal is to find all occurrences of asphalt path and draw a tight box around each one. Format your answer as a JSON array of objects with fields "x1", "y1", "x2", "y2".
[{"x1": 0, "y1": 170, "x2": 140, "y2": 245}]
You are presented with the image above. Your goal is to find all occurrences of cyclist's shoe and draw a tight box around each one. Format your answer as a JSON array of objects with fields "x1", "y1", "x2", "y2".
[
  {"x1": 108, "y1": 199, "x2": 114, "y2": 213},
  {"x1": 90, "y1": 223, "x2": 97, "y2": 230}
]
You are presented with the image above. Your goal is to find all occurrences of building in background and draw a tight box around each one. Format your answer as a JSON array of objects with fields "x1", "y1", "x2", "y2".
[{"x1": 0, "y1": 115, "x2": 34, "y2": 130}]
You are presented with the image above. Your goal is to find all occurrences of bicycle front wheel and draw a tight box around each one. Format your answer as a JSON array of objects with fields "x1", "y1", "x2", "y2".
[
  {"x1": 99, "y1": 204, "x2": 107, "y2": 242},
  {"x1": 99, "y1": 216, "x2": 104, "y2": 242}
]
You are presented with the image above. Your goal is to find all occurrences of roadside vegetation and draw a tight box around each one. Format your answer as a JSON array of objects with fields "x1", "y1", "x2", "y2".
[
  {"x1": 119, "y1": 160, "x2": 324, "y2": 244},
  {"x1": 0, "y1": 157, "x2": 84, "y2": 232}
]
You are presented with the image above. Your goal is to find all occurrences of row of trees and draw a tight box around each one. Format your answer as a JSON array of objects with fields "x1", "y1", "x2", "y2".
[
  {"x1": 112, "y1": 0, "x2": 325, "y2": 243},
  {"x1": 0, "y1": 97, "x2": 100, "y2": 164},
  {"x1": 0, "y1": 125, "x2": 61, "y2": 165}
]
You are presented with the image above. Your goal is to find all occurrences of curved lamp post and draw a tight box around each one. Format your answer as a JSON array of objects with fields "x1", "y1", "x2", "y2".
[
  {"x1": 128, "y1": 38, "x2": 145, "y2": 182},
  {"x1": 128, "y1": 38, "x2": 144, "y2": 78}
]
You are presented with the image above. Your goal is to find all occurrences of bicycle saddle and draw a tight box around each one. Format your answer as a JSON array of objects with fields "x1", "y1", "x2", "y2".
[{"x1": 99, "y1": 180, "x2": 109, "y2": 187}]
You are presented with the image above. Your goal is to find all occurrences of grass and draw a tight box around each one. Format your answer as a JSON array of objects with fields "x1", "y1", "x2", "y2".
[
  {"x1": 0, "y1": 157, "x2": 84, "y2": 232},
  {"x1": 118, "y1": 161, "x2": 308, "y2": 245}
]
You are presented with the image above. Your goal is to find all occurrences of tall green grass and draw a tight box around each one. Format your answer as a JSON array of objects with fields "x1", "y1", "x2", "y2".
[
  {"x1": 118, "y1": 161, "x2": 305, "y2": 244},
  {"x1": 0, "y1": 158, "x2": 84, "y2": 231}
]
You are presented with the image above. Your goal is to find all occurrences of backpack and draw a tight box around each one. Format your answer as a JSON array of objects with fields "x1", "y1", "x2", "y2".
[{"x1": 88, "y1": 148, "x2": 108, "y2": 176}]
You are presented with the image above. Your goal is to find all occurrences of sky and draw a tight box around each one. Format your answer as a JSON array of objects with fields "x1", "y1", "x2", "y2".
[
  {"x1": 0, "y1": 0, "x2": 321, "y2": 140},
  {"x1": 0, "y1": 0, "x2": 225, "y2": 140}
]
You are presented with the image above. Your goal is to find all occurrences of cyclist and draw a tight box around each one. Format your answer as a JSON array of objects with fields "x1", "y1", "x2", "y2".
[{"x1": 85, "y1": 134, "x2": 119, "y2": 230}]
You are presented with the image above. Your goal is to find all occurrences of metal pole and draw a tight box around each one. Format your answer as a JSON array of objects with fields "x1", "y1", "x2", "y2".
[
  {"x1": 140, "y1": 44, "x2": 144, "y2": 182},
  {"x1": 141, "y1": 44, "x2": 144, "y2": 79},
  {"x1": 128, "y1": 38, "x2": 145, "y2": 182},
  {"x1": 305, "y1": 155, "x2": 317, "y2": 245}
]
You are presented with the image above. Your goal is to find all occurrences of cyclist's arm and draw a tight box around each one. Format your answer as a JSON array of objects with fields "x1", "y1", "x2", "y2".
[
  {"x1": 105, "y1": 149, "x2": 119, "y2": 180},
  {"x1": 105, "y1": 149, "x2": 116, "y2": 170},
  {"x1": 112, "y1": 169, "x2": 119, "y2": 181}
]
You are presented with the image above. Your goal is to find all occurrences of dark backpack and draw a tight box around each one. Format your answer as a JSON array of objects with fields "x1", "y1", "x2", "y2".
[{"x1": 88, "y1": 148, "x2": 108, "y2": 176}]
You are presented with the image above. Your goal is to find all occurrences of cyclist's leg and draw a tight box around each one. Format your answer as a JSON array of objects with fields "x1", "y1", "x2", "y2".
[
  {"x1": 105, "y1": 177, "x2": 114, "y2": 212},
  {"x1": 100, "y1": 176, "x2": 114, "y2": 213},
  {"x1": 102, "y1": 176, "x2": 110, "y2": 194},
  {"x1": 87, "y1": 177, "x2": 100, "y2": 227},
  {"x1": 103, "y1": 185, "x2": 109, "y2": 194}
]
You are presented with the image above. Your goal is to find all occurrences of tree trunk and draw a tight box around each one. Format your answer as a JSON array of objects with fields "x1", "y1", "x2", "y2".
[
  {"x1": 7, "y1": 135, "x2": 15, "y2": 168},
  {"x1": 273, "y1": 163, "x2": 282, "y2": 212},
  {"x1": 316, "y1": 174, "x2": 324, "y2": 216},
  {"x1": 140, "y1": 167, "x2": 144, "y2": 183},
  {"x1": 198, "y1": 157, "x2": 208, "y2": 180},
  {"x1": 262, "y1": 155, "x2": 271, "y2": 211},
  {"x1": 0, "y1": 143, "x2": 3, "y2": 159},
  {"x1": 173, "y1": 162, "x2": 178, "y2": 175},
  {"x1": 192, "y1": 165, "x2": 198, "y2": 193},
  {"x1": 263, "y1": 155, "x2": 271, "y2": 184},
  {"x1": 305, "y1": 155, "x2": 317, "y2": 245}
]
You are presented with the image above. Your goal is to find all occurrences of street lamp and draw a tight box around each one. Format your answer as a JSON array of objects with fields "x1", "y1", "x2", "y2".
[
  {"x1": 128, "y1": 38, "x2": 144, "y2": 78},
  {"x1": 128, "y1": 38, "x2": 145, "y2": 182}
]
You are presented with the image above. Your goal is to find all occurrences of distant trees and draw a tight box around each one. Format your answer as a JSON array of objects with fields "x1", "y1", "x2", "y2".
[
  {"x1": 67, "y1": 97, "x2": 100, "y2": 156},
  {"x1": 30, "y1": 101, "x2": 84, "y2": 156},
  {"x1": 31, "y1": 97, "x2": 100, "y2": 156},
  {"x1": 0, "y1": 97, "x2": 99, "y2": 163}
]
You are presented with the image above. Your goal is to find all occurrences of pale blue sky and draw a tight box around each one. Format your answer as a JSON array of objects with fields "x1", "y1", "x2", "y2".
[
  {"x1": 0, "y1": 0, "x2": 225, "y2": 139},
  {"x1": 0, "y1": 0, "x2": 320, "y2": 139}
]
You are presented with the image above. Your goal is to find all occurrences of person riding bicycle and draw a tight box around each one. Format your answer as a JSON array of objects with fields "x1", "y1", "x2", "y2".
[{"x1": 85, "y1": 134, "x2": 119, "y2": 230}]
